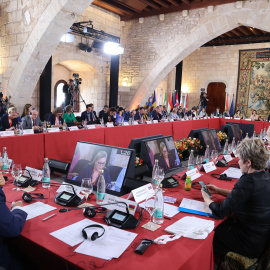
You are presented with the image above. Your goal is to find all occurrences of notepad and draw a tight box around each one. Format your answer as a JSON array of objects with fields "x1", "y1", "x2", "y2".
[{"x1": 178, "y1": 198, "x2": 213, "y2": 217}]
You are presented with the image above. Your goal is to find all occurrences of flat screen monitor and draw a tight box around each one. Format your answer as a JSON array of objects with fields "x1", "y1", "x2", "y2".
[
  {"x1": 128, "y1": 134, "x2": 163, "y2": 154},
  {"x1": 209, "y1": 129, "x2": 222, "y2": 151},
  {"x1": 65, "y1": 141, "x2": 135, "y2": 195},
  {"x1": 199, "y1": 129, "x2": 221, "y2": 152},
  {"x1": 230, "y1": 124, "x2": 243, "y2": 143},
  {"x1": 142, "y1": 136, "x2": 181, "y2": 174}
]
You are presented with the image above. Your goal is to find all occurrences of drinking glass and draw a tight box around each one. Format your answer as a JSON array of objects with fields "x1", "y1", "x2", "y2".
[
  {"x1": 228, "y1": 144, "x2": 232, "y2": 154},
  {"x1": 11, "y1": 164, "x2": 22, "y2": 182},
  {"x1": 196, "y1": 155, "x2": 203, "y2": 169},
  {"x1": 47, "y1": 121, "x2": 51, "y2": 128},
  {"x1": 81, "y1": 178, "x2": 93, "y2": 201},
  {"x1": 211, "y1": 150, "x2": 218, "y2": 164},
  {"x1": 155, "y1": 167, "x2": 165, "y2": 185},
  {"x1": 144, "y1": 192, "x2": 155, "y2": 227}
]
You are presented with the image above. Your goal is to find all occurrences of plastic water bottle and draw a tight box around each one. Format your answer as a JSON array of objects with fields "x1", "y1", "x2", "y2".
[
  {"x1": 42, "y1": 158, "x2": 50, "y2": 188},
  {"x1": 83, "y1": 120, "x2": 87, "y2": 129},
  {"x1": 121, "y1": 117, "x2": 124, "y2": 126},
  {"x1": 224, "y1": 139, "x2": 229, "y2": 154},
  {"x1": 188, "y1": 150, "x2": 195, "y2": 170},
  {"x1": 18, "y1": 123, "x2": 23, "y2": 135},
  {"x1": 96, "y1": 170, "x2": 106, "y2": 205},
  {"x1": 231, "y1": 137, "x2": 236, "y2": 151},
  {"x1": 100, "y1": 118, "x2": 104, "y2": 127},
  {"x1": 152, "y1": 159, "x2": 159, "y2": 191},
  {"x1": 2, "y1": 147, "x2": 9, "y2": 171},
  {"x1": 264, "y1": 128, "x2": 267, "y2": 140},
  {"x1": 204, "y1": 145, "x2": 210, "y2": 163},
  {"x1": 43, "y1": 121, "x2": 47, "y2": 133},
  {"x1": 253, "y1": 131, "x2": 256, "y2": 138},
  {"x1": 62, "y1": 120, "x2": 67, "y2": 131},
  {"x1": 245, "y1": 133, "x2": 249, "y2": 139},
  {"x1": 260, "y1": 129, "x2": 264, "y2": 140},
  {"x1": 153, "y1": 184, "x2": 164, "y2": 224}
]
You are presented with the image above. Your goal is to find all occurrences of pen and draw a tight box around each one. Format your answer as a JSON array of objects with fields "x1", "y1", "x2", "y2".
[
  {"x1": 164, "y1": 216, "x2": 171, "y2": 220},
  {"x1": 42, "y1": 213, "x2": 56, "y2": 221}
]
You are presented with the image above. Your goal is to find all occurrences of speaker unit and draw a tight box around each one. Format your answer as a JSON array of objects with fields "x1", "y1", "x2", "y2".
[{"x1": 48, "y1": 159, "x2": 70, "y2": 174}]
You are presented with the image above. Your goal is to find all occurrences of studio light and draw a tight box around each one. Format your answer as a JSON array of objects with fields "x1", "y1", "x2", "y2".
[
  {"x1": 61, "y1": 33, "x2": 74, "y2": 43},
  {"x1": 103, "y1": 42, "x2": 124, "y2": 55},
  {"x1": 78, "y1": 43, "x2": 92, "y2": 53}
]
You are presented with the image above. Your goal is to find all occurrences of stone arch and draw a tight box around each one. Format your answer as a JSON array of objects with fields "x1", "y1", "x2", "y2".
[
  {"x1": 8, "y1": 0, "x2": 94, "y2": 107},
  {"x1": 129, "y1": 5, "x2": 270, "y2": 109}
]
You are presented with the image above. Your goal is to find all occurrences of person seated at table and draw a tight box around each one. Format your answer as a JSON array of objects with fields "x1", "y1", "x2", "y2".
[
  {"x1": 234, "y1": 110, "x2": 241, "y2": 119},
  {"x1": 224, "y1": 109, "x2": 230, "y2": 117},
  {"x1": 213, "y1": 107, "x2": 222, "y2": 117},
  {"x1": 0, "y1": 107, "x2": 19, "y2": 131},
  {"x1": 115, "y1": 107, "x2": 124, "y2": 125},
  {"x1": 151, "y1": 106, "x2": 162, "y2": 121},
  {"x1": 104, "y1": 107, "x2": 116, "y2": 124},
  {"x1": 159, "y1": 105, "x2": 166, "y2": 117},
  {"x1": 198, "y1": 107, "x2": 207, "y2": 118},
  {"x1": 158, "y1": 142, "x2": 175, "y2": 171},
  {"x1": 22, "y1": 107, "x2": 43, "y2": 131},
  {"x1": 187, "y1": 106, "x2": 197, "y2": 118},
  {"x1": 170, "y1": 108, "x2": 179, "y2": 120},
  {"x1": 145, "y1": 105, "x2": 151, "y2": 116},
  {"x1": 63, "y1": 105, "x2": 80, "y2": 126},
  {"x1": 250, "y1": 110, "x2": 259, "y2": 121},
  {"x1": 21, "y1": 103, "x2": 32, "y2": 118},
  {"x1": 98, "y1": 105, "x2": 108, "y2": 120},
  {"x1": 124, "y1": 109, "x2": 136, "y2": 122},
  {"x1": 163, "y1": 106, "x2": 168, "y2": 116},
  {"x1": 177, "y1": 108, "x2": 184, "y2": 118},
  {"x1": 201, "y1": 138, "x2": 270, "y2": 260},
  {"x1": 76, "y1": 151, "x2": 111, "y2": 186},
  {"x1": 47, "y1": 107, "x2": 63, "y2": 126},
  {"x1": 81, "y1": 103, "x2": 98, "y2": 124},
  {"x1": 0, "y1": 171, "x2": 28, "y2": 270},
  {"x1": 134, "y1": 107, "x2": 147, "y2": 121}
]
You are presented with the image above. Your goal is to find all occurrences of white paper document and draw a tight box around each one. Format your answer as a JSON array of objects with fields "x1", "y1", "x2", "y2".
[
  {"x1": 179, "y1": 198, "x2": 212, "y2": 215},
  {"x1": 223, "y1": 167, "x2": 242, "y2": 179},
  {"x1": 75, "y1": 226, "x2": 137, "y2": 260},
  {"x1": 165, "y1": 216, "x2": 215, "y2": 239},
  {"x1": 140, "y1": 199, "x2": 179, "y2": 218},
  {"x1": 202, "y1": 162, "x2": 217, "y2": 173},
  {"x1": 127, "y1": 183, "x2": 155, "y2": 203},
  {"x1": 50, "y1": 219, "x2": 137, "y2": 260},
  {"x1": 223, "y1": 155, "x2": 234, "y2": 162},
  {"x1": 22, "y1": 202, "x2": 57, "y2": 220}
]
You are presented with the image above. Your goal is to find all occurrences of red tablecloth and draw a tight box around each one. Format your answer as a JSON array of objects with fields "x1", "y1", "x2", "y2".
[
  {"x1": 172, "y1": 120, "x2": 193, "y2": 139},
  {"x1": 0, "y1": 134, "x2": 44, "y2": 169},
  {"x1": 4, "y1": 158, "x2": 240, "y2": 270},
  {"x1": 44, "y1": 128, "x2": 105, "y2": 163},
  {"x1": 208, "y1": 118, "x2": 221, "y2": 129}
]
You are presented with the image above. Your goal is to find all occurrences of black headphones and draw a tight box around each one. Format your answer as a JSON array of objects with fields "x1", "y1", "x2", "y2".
[
  {"x1": 22, "y1": 192, "x2": 44, "y2": 203},
  {"x1": 83, "y1": 206, "x2": 107, "y2": 218},
  {"x1": 82, "y1": 224, "x2": 105, "y2": 241}
]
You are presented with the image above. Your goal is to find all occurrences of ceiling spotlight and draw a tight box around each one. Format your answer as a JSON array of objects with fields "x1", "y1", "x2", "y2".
[
  {"x1": 83, "y1": 26, "x2": 94, "y2": 34},
  {"x1": 61, "y1": 33, "x2": 74, "y2": 43},
  {"x1": 78, "y1": 43, "x2": 92, "y2": 53},
  {"x1": 103, "y1": 42, "x2": 124, "y2": 55}
]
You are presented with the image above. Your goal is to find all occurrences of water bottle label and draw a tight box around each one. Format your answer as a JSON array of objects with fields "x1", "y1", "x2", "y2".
[
  {"x1": 224, "y1": 150, "x2": 228, "y2": 154},
  {"x1": 188, "y1": 165, "x2": 194, "y2": 170},
  {"x1": 153, "y1": 209, "x2": 163, "y2": 219},
  {"x1": 153, "y1": 178, "x2": 158, "y2": 185},
  {"x1": 97, "y1": 192, "x2": 105, "y2": 200},
  {"x1": 42, "y1": 177, "x2": 50, "y2": 183},
  {"x1": 204, "y1": 158, "x2": 209, "y2": 163},
  {"x1": 2, "y1": 164, "x2": 8, "y2": 170}
]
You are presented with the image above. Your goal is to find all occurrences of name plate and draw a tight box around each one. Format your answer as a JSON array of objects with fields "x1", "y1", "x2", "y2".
[
  {"x1": 153, "y1": 120, "x2": 158, "y2": 123},
  {"x1": 181, "y1": 168, "x2": 202, "y2": 181},
  {"x1": 25, "y1": 166, "x2": 43, "y2": 181},
  {"x1": 133, "y1": 121, "x2": 138, "y2": 125},
  {"x1": 23, "y1": 129, "x2": 34, "y2": 135},
  {"x1": 69, "y1": 126, "x2": 79, "y2": 131},
  {"x1": 103, "y1": 194, "x2": 137, "y2": 215},
  {"x1": 87, "y1": 125, "x2": 96, "y2": 129},
  {"x1": 169, "y1": 119, "x2": 174, "y2": 122},
  {"x1": 47, "y1": 128, "x2": 60, "y2": 133},
  {"x1": 163, "y1": 119, "x2": 168, "y2": 122},
  {"x1": 244, "y1": 119, "x2": 251, "y2": 121},
  {"x1": 224, "y1": 117, "x2": 231, "y2": 119},
  {"x1": 224, "y1": 155, "x2": 234, "y2": 162},
  {"x1": 127, "y1": 183, "x2": 155, "y2": 203},
  {"x1": 146, "y1": 121, "x2": 152, "y2": 124},
  {"x1": 123, "y1": 122, "x2": 129, "y2": 126},
  {"x1": 106, "y1": 123, "x2": 114, "y2": 127},
  {"x1": 202, "y1": 162, "x2": 217, "y2": 173},
  {"x1": 0, "y1": 131, "x2": 14, "y2": 137}
]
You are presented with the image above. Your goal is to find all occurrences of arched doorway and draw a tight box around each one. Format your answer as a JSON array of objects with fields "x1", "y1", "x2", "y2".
[
  {"x1": 206, "y1": 82, "x2": 226, "y2": 115},
  {"x1": 54, "y1": 80, "x2": 67, "y2": 108}
]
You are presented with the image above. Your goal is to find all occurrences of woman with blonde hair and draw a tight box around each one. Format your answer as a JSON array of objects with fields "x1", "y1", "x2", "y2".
[
  {"x1": 48, "y1": 107, "x2": 63, "y2": 126},
  {"x1": 0, "y1": 107, "x2": 19, "y2": 131},
  {"x1": 202, "y1": 138, "x2": 270, "y2": 260}
]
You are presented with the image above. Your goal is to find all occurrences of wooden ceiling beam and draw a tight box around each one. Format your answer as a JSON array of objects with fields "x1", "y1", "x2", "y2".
[
  {"x1": 95, "y1": 0, "x2": 137, "y2": 15},
  {"x1": 110, "y1": 0, "x2": 143, "y2": 13},
  {"x1": 152, "y1": 0, "x2": 170, "y2": 8},
  {"x1": 138, "y1": 0, "x2": 161, "y2": 10},
  {"x1": 166, "y1": 0, "x2": 180, "y2": 6},
  {"x1": 181, "y1": 0, "x2": 191, "y2": 5},
  {"x1": 92, "y1": 1, "x2": 130, "y2": 16},
  {"x1": 237, "y1": 26, "x2": 251, "y2": 35},
  {"x1": 230, "y1": 29, "x2": 243, "y2": 37},
  {"x1": 249, "y1": 27, "x2": 260, "y2": 35}
]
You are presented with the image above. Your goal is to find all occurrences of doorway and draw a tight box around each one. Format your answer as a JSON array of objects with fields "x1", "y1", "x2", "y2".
[{"x1": 206, "y1": 82, "x2": 226, "y2": 115}]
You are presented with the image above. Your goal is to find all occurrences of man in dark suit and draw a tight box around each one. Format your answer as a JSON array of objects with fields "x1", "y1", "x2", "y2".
[
  {"x1": 98, "y1": 105, "x2": 109, "y2": 119},
  {"x1": 150, "y1": 106, "x2": 162, "y2": 121},
  {"x1": 0, "y1": 107, "x2": 19, "y2": 131},
  {"x1": 124, "y1": 110, "x2": 136, "y2": 121},
  {"x1": 81, "y1": 104, "x2": 99, "y2": 124},
  {"x1": 0, "y1": 173, "x2": 27, "y2": 269},
  {"x1": 22, "y1": 108, "x2": 43, "y2": 130},
  {"x1": 104, "y1": 107, "x2": 116, "y2": 124},
  {"x1": 134, "y1": 107, "x2": 147, "y2": 121}
]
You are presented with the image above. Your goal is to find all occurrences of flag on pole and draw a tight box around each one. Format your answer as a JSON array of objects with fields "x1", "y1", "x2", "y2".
[
  {"x1": 163, "y1": 92, "x2": 167, "y2": 106},
  {"x1": 149, "y1": 95, "x2": 153, "y2": 107},
  {"x1": 180, "y1": 94, "x2": 183, "y2": 107},
  {"x1": 229, "y1": 94, "x2": 234, "y2": 117},
  {"x1": 183, "y1": 94, "x2": 186, "y2": 108},
  {"x1": 225, "y1": 93, "x2": 229, "y2": 110},
  {"x1": 168, "y1": 92, "x2": 173, "y2": 112},
  {"x1": 152, "y1": 91, "x2": 156, "y2": 107},
  {"x1": 175, "y1": 92, "x2": 179, "y2": 107},
  {"x1": 186, "y1": 93, "x2": 188, "y2": 108}
]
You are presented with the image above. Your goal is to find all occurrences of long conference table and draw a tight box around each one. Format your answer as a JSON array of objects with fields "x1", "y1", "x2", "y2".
[
  {"x1": 5, "y1": 158, "x2": 240, "y2": 270},
  {"x1": 0, "y1": 118, "x2": 268, "y2": 169}
]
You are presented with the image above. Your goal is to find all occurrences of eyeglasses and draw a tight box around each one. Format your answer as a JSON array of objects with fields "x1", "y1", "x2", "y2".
[{"x1": 97, "y1": 162, "x2": 106, "y2": 166}]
